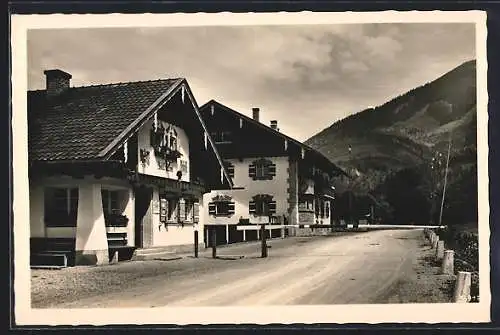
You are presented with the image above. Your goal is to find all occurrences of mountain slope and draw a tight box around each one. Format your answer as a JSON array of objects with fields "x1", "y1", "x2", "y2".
[{"x1": 306, "y1": 60, "x2": 477, "y2": 174}]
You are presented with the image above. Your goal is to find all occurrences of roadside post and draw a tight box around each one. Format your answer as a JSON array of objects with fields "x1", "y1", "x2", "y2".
[
  {"x1": 211, "y1": 226, "x2": 217, "y2": 259},
  {"x1": 193, "y1": 223, "x2": 199, "y2": 258},
  {"x1": 261, "y1": 224, "x2": 268, "y2": 258},
  {"x1": 441, "y1": 249, "x2": 454, "y2": 275}
]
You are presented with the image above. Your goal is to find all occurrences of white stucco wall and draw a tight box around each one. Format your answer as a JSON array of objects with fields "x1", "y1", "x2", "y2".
[
  {"x1": 151, "y1": 187, "x2": 204, "y2": 247},
  {"x1": 136, "y1": 118, "x2": 190, "y2": 183},
  {"x1": 29, "y1": 176, "x2": 134, "y2": 243},
  {"x1": 204, "y1": 156, "x2": 290, "y2": 225}
]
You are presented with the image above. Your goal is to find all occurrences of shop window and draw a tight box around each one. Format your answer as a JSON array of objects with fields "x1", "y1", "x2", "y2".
[
  {"x1": 248, "y1": 158, "x2": 276, "y2": 180},
  {"x1": 208, "y1": 194, "x2": 235, "y2": 217},
  {"x1": 44, "y1": 187, "x2": 79, "y2": 227},
  {"x1": 249, "y1": 194, "x2": 277, "y2": 216}
]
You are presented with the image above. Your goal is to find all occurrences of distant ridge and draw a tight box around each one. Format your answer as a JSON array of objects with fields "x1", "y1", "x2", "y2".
[{"x1": 305, "y1": 60, "x2": 477, "y2": 174}]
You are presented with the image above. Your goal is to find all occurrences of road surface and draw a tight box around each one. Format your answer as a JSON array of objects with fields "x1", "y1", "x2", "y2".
[{"x1": 40, "y1": 229, "x2": 424, "y2": 308}]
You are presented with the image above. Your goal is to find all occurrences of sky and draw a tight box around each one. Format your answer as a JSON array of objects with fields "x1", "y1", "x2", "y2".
[{"x1": 27, "y1": 23, "x2": 475, "y2": 142}]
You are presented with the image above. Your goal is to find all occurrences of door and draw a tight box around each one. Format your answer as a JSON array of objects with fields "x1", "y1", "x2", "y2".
[{"x1": 134, "y1": 186, "x2": 153, "y2": 248}]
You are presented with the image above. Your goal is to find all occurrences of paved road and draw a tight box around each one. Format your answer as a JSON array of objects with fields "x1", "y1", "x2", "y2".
[{"x1": 52, "y1": 229, "x2": 423, "y2": 308}]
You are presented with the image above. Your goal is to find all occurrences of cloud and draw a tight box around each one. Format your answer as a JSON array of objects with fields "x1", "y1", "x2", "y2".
[{"x1": 27, "y1": 23, "x2": 476, "y2": 141}]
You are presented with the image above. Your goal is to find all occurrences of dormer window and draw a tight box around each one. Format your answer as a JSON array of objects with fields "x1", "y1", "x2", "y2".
[
  {"x1": 210, "y1": 131, "x2": 232, "y2": 144},
  {"x1": 249, "y1": 158, "x2": 276, "y2": 180}
]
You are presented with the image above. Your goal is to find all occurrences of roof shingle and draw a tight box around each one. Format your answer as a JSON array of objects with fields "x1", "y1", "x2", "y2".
[{"x1": 28, "y1": 79, "x2": 181, "y2": 161}]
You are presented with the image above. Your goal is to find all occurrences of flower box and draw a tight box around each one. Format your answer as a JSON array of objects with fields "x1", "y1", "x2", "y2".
[{"x1": 104, "y1": 213, "x2": 129, "y2": 227}]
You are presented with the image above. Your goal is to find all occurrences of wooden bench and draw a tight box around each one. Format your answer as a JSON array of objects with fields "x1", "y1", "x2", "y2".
[
  {"x1": 30, "y1": 238, "x2": 75, "y2": 267},
  {"x1": 107, "y1": 232, "x2": 128, "y2": 246},
  {"x1": 107, "y1": 232, "x2": 136, "y2": 262}
]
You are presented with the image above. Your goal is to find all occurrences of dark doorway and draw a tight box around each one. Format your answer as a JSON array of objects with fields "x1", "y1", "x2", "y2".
[
  {"x1": 204, "y1": 225, "x2": 228, "y2": 246},
  {"x1": 134, "y1": 186, "x2": 153, "y2": 248},
  {"x1": 228, "y1": 224, "x2": 243, "y2": 244}
]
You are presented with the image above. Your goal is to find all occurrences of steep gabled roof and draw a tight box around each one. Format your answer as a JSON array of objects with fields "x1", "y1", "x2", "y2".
[
  {"x1": 27, "y1": 78, "x2": 234, "y2": 186},
  {"x1": 200, "y1": 100, "x2": 349, "y2": 177},
  {"x1": 28, "y1": 78, "x2": 183, "y2": 161}
]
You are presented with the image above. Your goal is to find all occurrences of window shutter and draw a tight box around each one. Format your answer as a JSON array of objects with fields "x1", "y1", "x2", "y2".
[
  {"x1": 267, "y1": 164, "x2": 276, "y2": 178},
  {"x1": 193, "y1": 202, "x2": 200, "y2": 222},
  {"x1": 249, "y1": 201, "x2": 256, "y2": 214},
  {"x1": 268, "y1": 201, "x2": 277, "y2": 215},
  {"x1": 249, "y1": 164, "x2": 256, "y2": 178},
  {"x1": 228, "y1": 202, "x2": 235, "y2": 215},
  {"x1": 208, "y1": 202, "x2": 216, "y2": 215},
  {"x1": 179, "y1": 200, "x2": 186, "y2": 221}
]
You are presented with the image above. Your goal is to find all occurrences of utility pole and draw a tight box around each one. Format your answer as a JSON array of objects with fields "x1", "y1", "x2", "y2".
[
  {"x1": 260, "y1": 224, "x2": 268, "y2": 258},
  {"x1": 438, "y1": 131, "x2": 453, "y2": 227},
  {"x1": 370, "y1": 205, "x2": 374, "y2": 224},
  {"x1": 348, "y1": 145, "x2": 353, "y2": 227}
]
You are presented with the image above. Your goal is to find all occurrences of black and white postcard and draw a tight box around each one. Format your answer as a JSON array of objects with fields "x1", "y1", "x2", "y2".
[{"x1": 11, "y1": 11, "x2": 490, "y2": 325}]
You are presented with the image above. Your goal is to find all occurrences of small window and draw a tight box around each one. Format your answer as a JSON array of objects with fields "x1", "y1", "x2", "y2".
[
  {"x1": 185, "y1": 200, "x2": 194, "y2": 222},
  {"x1": 248, "y1": 158, "x2": 276, "y2": 180},
  {"x1": 168, "y1": 126, "x2": 178, "y2": 151},
  {"x1": 318, "y1": 199, "x2": 325, "y2": 218},
  {"x1": 223, "y1": 161, "x2": 235, "y2": 178},
  {"x1": 249, "y1": 194, "x2": 277, "y2": 217},
  {"x1": 44, "y1": 187, "x2": 79, "y2": 227},
  {"x1": 210, "y1": 131, "x2": 232, "y2": 144},
  {"x1": 101, "y1": 189, "x2": 120, "y2": 214},
  {"x1": 208, "y1": 195, "x2": 235, "y2": 217},
  {"x1": 193, "y1": 202, "x2": 200, "y2": 222},
  {"x1": 167, "y1": 199, "x2": 178, "y2": 221},
  {"x1": 180, "y1": 160, "x2": 188, "y2": 173}
]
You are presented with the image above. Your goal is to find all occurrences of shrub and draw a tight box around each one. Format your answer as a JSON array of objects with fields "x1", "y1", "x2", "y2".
[{"x1": 435, "y1": 226, "x2": 479, "y2": 302}]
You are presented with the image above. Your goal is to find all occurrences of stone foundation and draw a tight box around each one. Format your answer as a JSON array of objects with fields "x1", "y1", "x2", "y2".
[{"x1": 75, "y1": 249, "x2": 109, "y2": 265}]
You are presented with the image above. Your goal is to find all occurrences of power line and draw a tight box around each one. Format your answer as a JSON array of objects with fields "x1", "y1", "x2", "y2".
[{"x1": 438, "y1": 130, "x2": 453, "y2": 227}]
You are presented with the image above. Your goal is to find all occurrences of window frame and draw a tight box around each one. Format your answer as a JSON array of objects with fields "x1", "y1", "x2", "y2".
[
  {"x1": 249, "y1": 194, "x2": 277, "y2": 217},
  {"x1": 223, "y1": 161, "x2": 235, "y2": 179},
  {"x1": 167, "y1": 198, "x2": 178, "y2": 222},
  {"x1": 101, "y1": 189, "x2": 121, "y2": 215},
  {"x1": 324, "y1": 201, "x2": 331, "y2": 219},
  {"x1": 211, "y1": 130, "x2": 233, "y2": 144},
  {"x1": 249, "y1": 158, "x2": 276, "y2": 181},
  {"x1": 44, "y1": 187, "x2": 79, "y2": 227},
  {"x1": 208, "y1": 195, "x2": 235, "y2": 217}
]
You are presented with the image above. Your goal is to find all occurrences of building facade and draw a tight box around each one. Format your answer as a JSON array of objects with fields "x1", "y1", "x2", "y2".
[
  {"x1": 28, "y1": 70, "x2": 232, "y2": 266},
  {"x1": 199, "y1": 101, "x2": 347, "y2": 245}
]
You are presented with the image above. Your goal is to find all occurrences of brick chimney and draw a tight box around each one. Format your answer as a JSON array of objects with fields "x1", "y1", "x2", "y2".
[
  {"x1": 252, "y1": 107, "x2": 260, "y2": 122},
  {"x1": 44, "y1": 69, "x2": 72, "y2": 98},
  {"x1": 270, "y1": 120, "x2": 279, "y2": 131}
]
